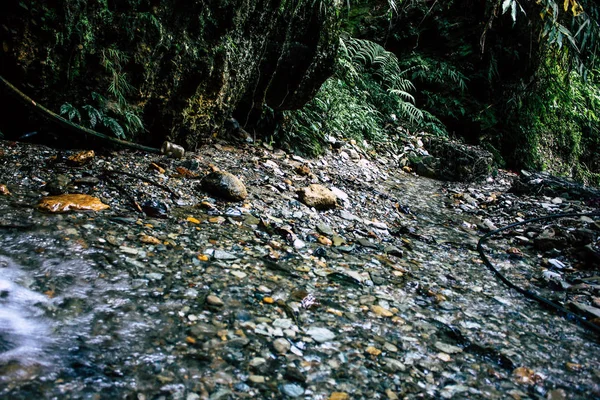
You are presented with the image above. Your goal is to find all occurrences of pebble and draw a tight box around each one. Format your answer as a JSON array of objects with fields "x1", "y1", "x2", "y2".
[
  {"x1": 330, "y1": 187, "x2": 349, "y2": 202},
  {"x1": 329, "y1": 393, "x2": 349, "y2": 400},
  {"x1": 317, "y1": 223, "x2": 334, "y2": 236},
  {"x1": 273, "y1": 338, "x2": 291, "y2": 354},
  {"x1": 211, "y1": 249, "x2": 238, "y2": 260},
  {"x1": 381, "y1": 357, "x2": 406, "y2": 373},
  {"x1": 206, "y1": 295, "x2": 224, "y2": 307},
  {"x1": 249, "y1": 357, "x2": 266, "y2": 367},
  {"x1": 145, "y1": 273, "x2": 163, "y2": 281},
  {"x1": 280, "y1": 383, "x2": 304, "y2": 398},
  {"x1": 366, "y1": 346, "x2": 381, "y2": 356},
  {"x1": 339, "y1": 210, "x2": 360, "y2": 221},
  {"x1": 306, "y1": 326, "x2": 335, "y2": 343},
  {"x1": 434, "y1": 342, "x2": 463, "y2": 354},
  {"x1": 230, "y1": 270, "x2": 247, "y2": 279},
  {"x1": 248, "y1": 375, "x2": 265, "y2": 384},
  {"x1": 370, "y1": 305, "x2": 393, "y2": 317}
]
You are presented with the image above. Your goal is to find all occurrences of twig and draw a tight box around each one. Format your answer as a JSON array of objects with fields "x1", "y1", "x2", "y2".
[
  {"x1": 101, "y1": 173, "x2": 144, "y2": 214},
  {"x1": 0, "y1": 75, "x2": 161, "y2": 154}
]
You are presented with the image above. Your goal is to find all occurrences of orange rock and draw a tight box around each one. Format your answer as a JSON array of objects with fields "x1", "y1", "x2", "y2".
[
  {"x1": 38, "y1": 194, "x2": 109, "y2": 212},
  {"x1": 366, "y1": 346, "x2": 382, "y2": 356},
  {"x1": 329, "y1": 393, "x2": 349, "y2": 400},
  {"x1": 0, "y1": 184, "x2": 10, "y2": 196},
  {"x1": 263, "y1": 297, "x2": 274, "y2": 304},
  {"x1": 370, "y1": 305, "x2": 393, "y2": 317},
  {"x1": 513, "y1": 366, "x2": 543, "y2": 385},
  {"x1": 67, "y1": 150, "x2": 95, "y2": 165},
  {"x1": 140, "y1": 234, "x2": 161, "y2": 245},
  {"x1": 318, "y1": 236, "x2": 333, "y2": 246},
  {"x1": 187, "y1": 216, "x2": 201, "y2": 224}
]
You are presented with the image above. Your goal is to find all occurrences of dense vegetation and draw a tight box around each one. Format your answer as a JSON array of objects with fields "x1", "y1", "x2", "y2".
[
  {"x1": 0, "y1": 0, "x2": 599, "y2": 184},
  {"x1": 282, "y1": 0, "x2": 600, "y2": 185}
]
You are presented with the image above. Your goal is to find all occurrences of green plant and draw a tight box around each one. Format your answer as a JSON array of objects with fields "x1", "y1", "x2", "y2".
[
  {"x1": 60, "y1": 91, "x2": 144, "y2": 139},
  {"x1": 280, "y1": 35, "x2": 434, "y2": 155}
]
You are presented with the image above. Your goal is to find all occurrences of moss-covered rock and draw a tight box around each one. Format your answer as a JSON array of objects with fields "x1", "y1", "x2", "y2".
[{"x1": 0, "y1": 0, "x2": 341, "y2": 149}]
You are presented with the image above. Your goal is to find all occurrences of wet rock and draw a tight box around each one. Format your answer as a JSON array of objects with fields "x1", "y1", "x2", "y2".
[
  {"x1": 329, "y1": 393, "x2": 350, "y2": 400},
  {"x1": 317, "y1": 223, "x2": 334, "y2": 236},
  {"x1": 212, "y1": 249, "x2": 238, "y2": 260},
  {"x1": 434, "y1": 342, "x2": 462, "y2": 354},
  {"x1": 44, "y1": 174, "x2": 70, "y2": 195},
  {"x1": 141, "y1": 200, "x2": 169, "y2": 218},
  {"x1": 568, "y1": 302, "x2": 600, "y2": 319},
  {"x1": 297, "y1": 184, "x2": 337, "y2": 210},
  {"x1": 381, "y1": 357, "x2": 406, "y2": 373},
  {"x1": 280, "y1": 383, "x2": 304, "y2": 398},
  {"x1": 384, "y1": 246, "x2": 403, "y2": 257},
  {"x1": 201, "y1": 171, "x2": 247, "y2": 201},
  {"x1": 206, "y1": 295, "x2": 224, "y2": 307},
  {"x1": 370, "y1": 305, "x2": 393, "y2": 317},
  {"x1": 248, "y1": 375, "x2": 265, "y2": 384},
  {"x1": 306, "y1": 326, "x2": 335, "y2": 343},
  {"x1": 284, "y1": 367, "x2": 307, "y2": 383},
  {"x1": 413, "y1": 156, "x2": 438, "y2": 179},
  {"x1": 339, "y1": 210, "x2": 360, "y2": 221},
  {"x1": 273, "y1": 338, "x2": 291, "y2": 354},
  {"x1": 330, "y1": 187, "x2": 349, "y2": 203},
  {"x1": 145, "y1": 273, "x2": 163, "y2": 281}
]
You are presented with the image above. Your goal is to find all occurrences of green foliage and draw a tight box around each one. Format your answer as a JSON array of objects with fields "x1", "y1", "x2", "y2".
[
  {"x1": 501, "y1": 56, "x2": 600, "y2": 184},
  {"x1": 60, "y1": 92, "x2": 144, "y2": 139},
  {"x1": 280, "y1": 35, "x2": 436, "y2": 155}
]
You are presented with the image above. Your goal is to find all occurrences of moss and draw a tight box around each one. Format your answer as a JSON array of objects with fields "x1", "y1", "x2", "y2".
[{"x1": 0, "y1": 0, "x2": 342, "y2": 147}]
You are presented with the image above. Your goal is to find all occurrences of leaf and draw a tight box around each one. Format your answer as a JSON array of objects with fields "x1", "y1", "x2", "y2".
[
  {"x1": 502, "y1": 0, "x2": 512, "y2": 15},
  {"x1": 103, "y1": 116, "x2": 125, "y2": 138},
  {"x1": 83, "y1": 104, "x2": 102, "y2": 128},
  {"x1": 59, "y1": 103, "x2": 71, "y2": 116},
  {"x1": 38, "y1": 194, "x2": 109, "y2": 213}
]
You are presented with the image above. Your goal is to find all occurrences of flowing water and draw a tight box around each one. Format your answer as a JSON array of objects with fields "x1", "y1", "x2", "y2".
[{"x1": 0, "y1": 142, "x2": 599, "y2": 399}]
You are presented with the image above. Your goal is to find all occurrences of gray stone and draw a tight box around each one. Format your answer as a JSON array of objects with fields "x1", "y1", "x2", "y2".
[
  {"x1": 145, "y1": 272, "x2": 163, "y2": 281},
  {"x1": 306, "y1": 326, "x2": 335, "y2": 343},
  {"x1": 317, "y1": 223, "x2": 334, "y2": 236},
  {"x1": 382, "y1": 357, "x2": 406, "y2": 373},
  {"x1": 280, "y1": 383, "x2": 304, "y2": 398},
  {"x1": 434, "y1": 341, "x2": 463, "y2": 354}
]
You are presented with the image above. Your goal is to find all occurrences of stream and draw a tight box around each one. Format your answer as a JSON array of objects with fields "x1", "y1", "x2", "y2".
[{"x1": 0, "y1": 139, "x2": 599, "y2": 399}]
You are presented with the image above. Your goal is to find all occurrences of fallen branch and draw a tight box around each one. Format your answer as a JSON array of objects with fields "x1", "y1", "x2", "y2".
[{"x1": 0, "y1": 75, "x2": 161, "y2": 154}]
